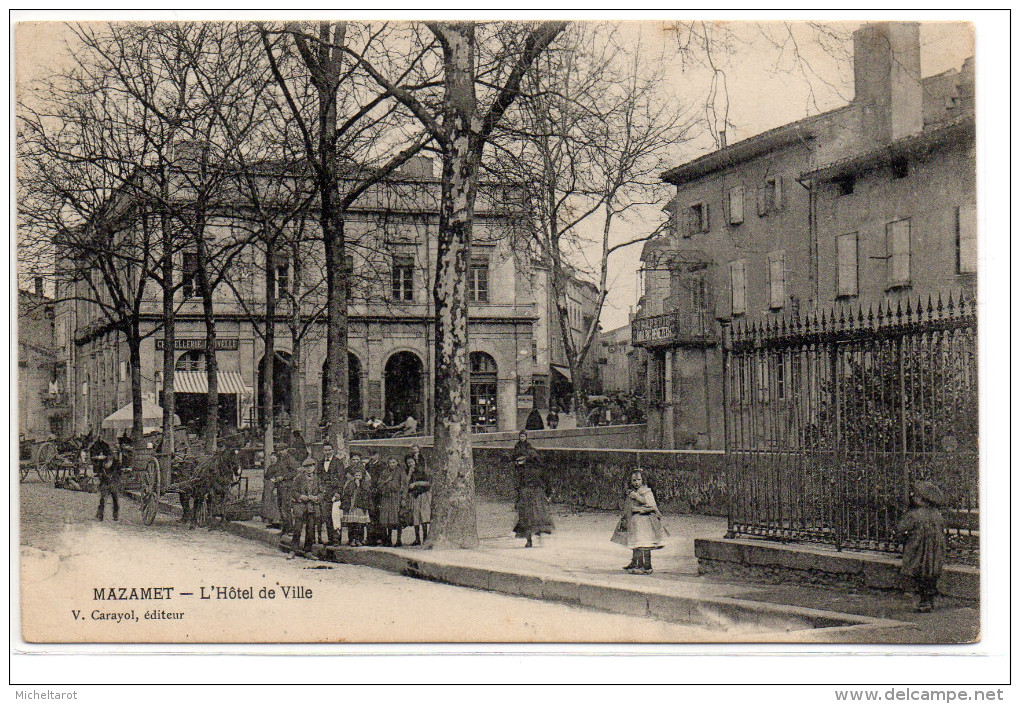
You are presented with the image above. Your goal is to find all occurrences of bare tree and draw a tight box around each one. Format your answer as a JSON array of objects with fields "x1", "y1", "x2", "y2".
[
  {"x1": 348, "y1": 20, "x2": 566, "y2": 548},
  {"x1": 258, "y1": 21, "x2": 434, "y2": 463},
  {"x1": 495, "y1": 24, "x2": 694, "y2": 424}
]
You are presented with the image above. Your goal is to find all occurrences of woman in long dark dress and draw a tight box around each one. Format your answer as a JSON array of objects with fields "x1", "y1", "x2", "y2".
[{"x1": 512, "y1": 432, "x2": 553, "y2": 548}]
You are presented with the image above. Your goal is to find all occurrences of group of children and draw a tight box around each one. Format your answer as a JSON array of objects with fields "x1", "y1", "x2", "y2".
[{"x1": 262, "y1": 442, "x2": 432, "y2": 553}]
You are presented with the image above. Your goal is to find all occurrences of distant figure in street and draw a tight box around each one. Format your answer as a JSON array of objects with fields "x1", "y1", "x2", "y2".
[
  {"x1": 260, "y1": 452, "x2": 282, "y2": 528},
  {"x1": 317, "y1": 442, "x2": 342, "y2": 544},
  {"x1": 612, "y1": 469, "x2": 665, "y2": 574},
  {"x1": 896, "y1": 480, "x2": 947, "y2": 613},
  {"x1": 546, "y1": 405, "x2": 559, "y2": 430},
  {"x1": 92, "y1": 437, "x2": 121, "y2": 521},
  {"x1": 512, "y1": 435, "x2": 553, "y2": 548},
  {"x1": 524, "y1": 408, "x2": 545, "y2": 431}
]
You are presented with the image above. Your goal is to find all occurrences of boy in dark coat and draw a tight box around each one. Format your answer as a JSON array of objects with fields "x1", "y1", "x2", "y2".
[{"x1": 896, "y1": 480, "x2": 947, "y2": 613}]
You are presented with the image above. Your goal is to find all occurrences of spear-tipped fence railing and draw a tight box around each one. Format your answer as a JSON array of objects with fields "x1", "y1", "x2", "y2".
[{"x1": 722, "y1": 293, "x2": 978, "y2": 564}]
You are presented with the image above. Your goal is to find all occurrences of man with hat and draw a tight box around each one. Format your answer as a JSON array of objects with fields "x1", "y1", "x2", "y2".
[{"x1": 92, "y1": 436, "x2": 122, "y2": 521}]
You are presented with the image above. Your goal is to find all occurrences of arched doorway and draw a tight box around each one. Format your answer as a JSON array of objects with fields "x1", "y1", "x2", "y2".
[
  {"x1": 384, "y1": 351, "x2": 423, "y2": 427},
  {"x1": 321, "y1": 352, "x2": 362, "y2": 421},
  {"x1": 470, "y1": 351, "x2": 498, "y2": 432},
  {"x1": 257, "y1": 350, "x2": 292, "y2": 427}
]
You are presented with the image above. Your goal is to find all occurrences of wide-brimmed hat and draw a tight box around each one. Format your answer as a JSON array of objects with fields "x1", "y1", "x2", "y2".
[{"x1": 913, "y1": 480, "x2": 945, "y2": 507}]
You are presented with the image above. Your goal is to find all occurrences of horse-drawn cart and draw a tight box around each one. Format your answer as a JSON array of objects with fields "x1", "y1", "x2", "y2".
[{"x1": 138, "y1": 430, "x2": 253, "y2": 526}]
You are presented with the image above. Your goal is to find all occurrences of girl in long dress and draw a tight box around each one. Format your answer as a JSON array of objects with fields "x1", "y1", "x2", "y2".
[{"x1": 611, "y1": 469, "x2": 666, "y2": 574}]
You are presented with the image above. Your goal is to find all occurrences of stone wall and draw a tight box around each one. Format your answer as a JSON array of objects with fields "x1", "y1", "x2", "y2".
[{"x1": 349, "y1": 441, "x2": 726, "y2": 516}]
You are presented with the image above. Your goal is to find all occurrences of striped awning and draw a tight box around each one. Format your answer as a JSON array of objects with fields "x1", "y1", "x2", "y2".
[{"x1": 171, "y1": 371, "x2": 250, "y2": 396}]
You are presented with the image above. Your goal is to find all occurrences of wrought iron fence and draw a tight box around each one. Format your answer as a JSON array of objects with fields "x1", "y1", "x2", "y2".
[{"x1": 722, "y1": 293, "x2": 978, "y2": 563}]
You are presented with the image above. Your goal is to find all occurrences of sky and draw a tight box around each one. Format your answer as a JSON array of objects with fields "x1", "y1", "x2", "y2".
[{"x1": 13, "y1": 17, "x2": 975, "y2": 331}]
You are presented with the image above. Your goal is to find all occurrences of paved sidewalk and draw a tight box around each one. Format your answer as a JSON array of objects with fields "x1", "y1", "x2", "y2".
[{"x1": 223, "y1": 500, "x2": 978, "y2": 643}]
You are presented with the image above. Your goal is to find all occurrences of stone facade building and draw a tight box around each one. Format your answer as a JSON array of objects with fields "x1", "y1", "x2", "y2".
[
  {"x1": 55, "y1": 158, "x2": 577, "y2": 439},
  {"x1": 634, "y1": 22, "x2": 976, "y2": 450},
  {"x1": 18, "y1": 280, "x2": 67, "y2": 440}
]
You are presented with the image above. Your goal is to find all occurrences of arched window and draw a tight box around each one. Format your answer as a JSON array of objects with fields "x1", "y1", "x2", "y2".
[
  {"x1": 175, "y1": 350, "x2": 207, "y2": 372},
  {"x1": 470, "y1": 352, "x2": 498, "y2": 432}
]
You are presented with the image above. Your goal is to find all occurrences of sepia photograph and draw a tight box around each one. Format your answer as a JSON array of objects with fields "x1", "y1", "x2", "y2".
[{"x1": 13, "y1": 13, "x2": 988, "y2": 655}]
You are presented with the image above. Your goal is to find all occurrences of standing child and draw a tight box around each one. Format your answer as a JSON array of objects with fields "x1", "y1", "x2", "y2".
[
  {"x1": 406, "y1": 455, "x2": 431, "y2": 545},
  {"x1": 896, "y1": 480, "x2": 947, "y2": 613},
  {"x1": 611, "y1": 469, "x2": 665, "y2": 574},
  {"x1": 337, "y1": 458, "x2": 372, "y2": 546}
]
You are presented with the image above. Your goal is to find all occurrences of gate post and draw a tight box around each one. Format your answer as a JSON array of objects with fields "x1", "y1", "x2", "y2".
[{"x1": 720, "y1": 320, "x2": 735, "y2": 539}]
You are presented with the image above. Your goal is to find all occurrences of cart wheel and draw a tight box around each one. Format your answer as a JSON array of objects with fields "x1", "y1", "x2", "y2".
[
  {"x1": 35, "y1": 442, "x2": 56, "y2": 482},
  {"x1": 141, "y1": 457, "x2": 160, "y2": 526},
  {"x1": 19, "y1": 464, "x2": 30, "y2": 482}
]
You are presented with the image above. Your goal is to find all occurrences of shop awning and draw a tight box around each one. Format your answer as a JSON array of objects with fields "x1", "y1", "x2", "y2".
[
  {"x1": 171, "y1": 371, "x2": 250, "y2": 396},
  {"x1": 102, "y1": 399, "x2": 179, "y2": 431},
  {"x1": 551, "y1": 364, "x2": 572, "y2": 382}
]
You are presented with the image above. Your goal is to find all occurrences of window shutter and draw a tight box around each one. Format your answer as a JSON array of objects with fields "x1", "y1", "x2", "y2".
[
  {"x1": 757, "y1": 186, "x2": 766, "y2": 217},
  {"x1": 768, "y1": 251, "x2": 785, "y2": 309},
  {"x1": 701, "y1": 202, "x2": 710, "y2": 232},
  {"x1": 886, "y1": 219, "x2": 911, "y2": 287},
  {"x1": 836, "y1": 233, "x2": 859, "y2": 297},
  {"x1": 957, "y1": 204, "x2": 977, "y2": 274},
  {"x1": 722, "y1": 192, "x2": 730, "y2": 226},
  {"x1": 728, "y1": 187, "x2": 744, "y2": 224},
  {"x1": 776, "y1": 176, "x2": 785, "y2": 210},
  {"x1": 730, "y1": 260, "x2": 746, "y2": 315}
]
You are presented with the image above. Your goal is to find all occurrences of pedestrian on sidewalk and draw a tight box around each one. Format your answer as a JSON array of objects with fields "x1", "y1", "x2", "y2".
[
  {"x1": 93, "y1": 439, "x2": 121, "y2": 522},
  {"x1": 317, "y1": 442, "x2": 342, "y2": 544},
  {"x1": 405, "y1": 454, "x2": 431, "y2": 545},
  {"x1": 895, "y1": 480, "x2": 947, "y2": 613},
  {"x1": 612, "y1": 469, "x2": 665, "y2": 574},
  {"x1": 260, "y1": 452, "x2": 282, "y2": 529},
  {"x1": 512, "y1": 432, "x2": 553, "y2": 548},
  {"x1": 337, "y1": 457, "x2": 372, "y2": 546},
  {"x1": 377, "y1": 457, "x2": 407, "y2": 547},
  {"x1": 365, "y1": 450, "x2": 387, "y2": 545},
  {"x1": 289, "y1": 457, "x2": 322, "y2": 553}
]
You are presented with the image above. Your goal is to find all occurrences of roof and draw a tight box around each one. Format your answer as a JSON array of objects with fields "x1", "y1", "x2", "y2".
[
  {"x1": 799, "y1": 114, "x2": 975, "y2": 183},
  {"x1": 661, "y1": 60, "x2": 976, "y2": 187},
  {"x1": 660, "y1": 106, "x2": 847, "y2": 186}
]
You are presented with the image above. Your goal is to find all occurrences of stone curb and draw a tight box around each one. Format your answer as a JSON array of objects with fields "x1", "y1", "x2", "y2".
[
  {"x1": 120, "y1": 491, "x2": 912, "y2": 639},
  {"x1": 695, "y1": 538, "x2": 979, "y2": 601},
  {"x1": 214, "y1": 517, "x2": 906, "y2": 639}
]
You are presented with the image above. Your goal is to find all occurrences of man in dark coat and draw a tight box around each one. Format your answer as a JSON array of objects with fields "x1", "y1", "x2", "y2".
[
  {"x1": 317, "y1": 442, "x2": 342, "y2": 544},
  {"x1": 92, "y1": 437, "x2": 121, "y2": 521}
]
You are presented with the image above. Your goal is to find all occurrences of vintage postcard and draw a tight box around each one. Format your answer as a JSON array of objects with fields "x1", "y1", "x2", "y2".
[{"x1": 15, "y1": 16, "x2": 983, "y2": 647}]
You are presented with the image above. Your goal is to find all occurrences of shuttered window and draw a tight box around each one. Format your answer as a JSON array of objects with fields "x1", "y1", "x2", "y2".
[{"x1": 727, "y1": 187, "x2": 744, "y2": 224}]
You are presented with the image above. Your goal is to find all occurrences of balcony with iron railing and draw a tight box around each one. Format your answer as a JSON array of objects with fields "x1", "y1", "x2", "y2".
[{"x1": 631, "y1": 309, "x2": 717, "y2": 348}]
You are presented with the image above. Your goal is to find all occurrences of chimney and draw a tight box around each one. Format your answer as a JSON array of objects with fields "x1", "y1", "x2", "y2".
[
  {"x1": 853, "y1": 22, "x2": 923, "y2": 144},
  {"x1": 34, "y1": 276, "x2": 43, "y2": 297},
  {"x1": 718, "y1": 130, "x2": 727, "y2": 148}
]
